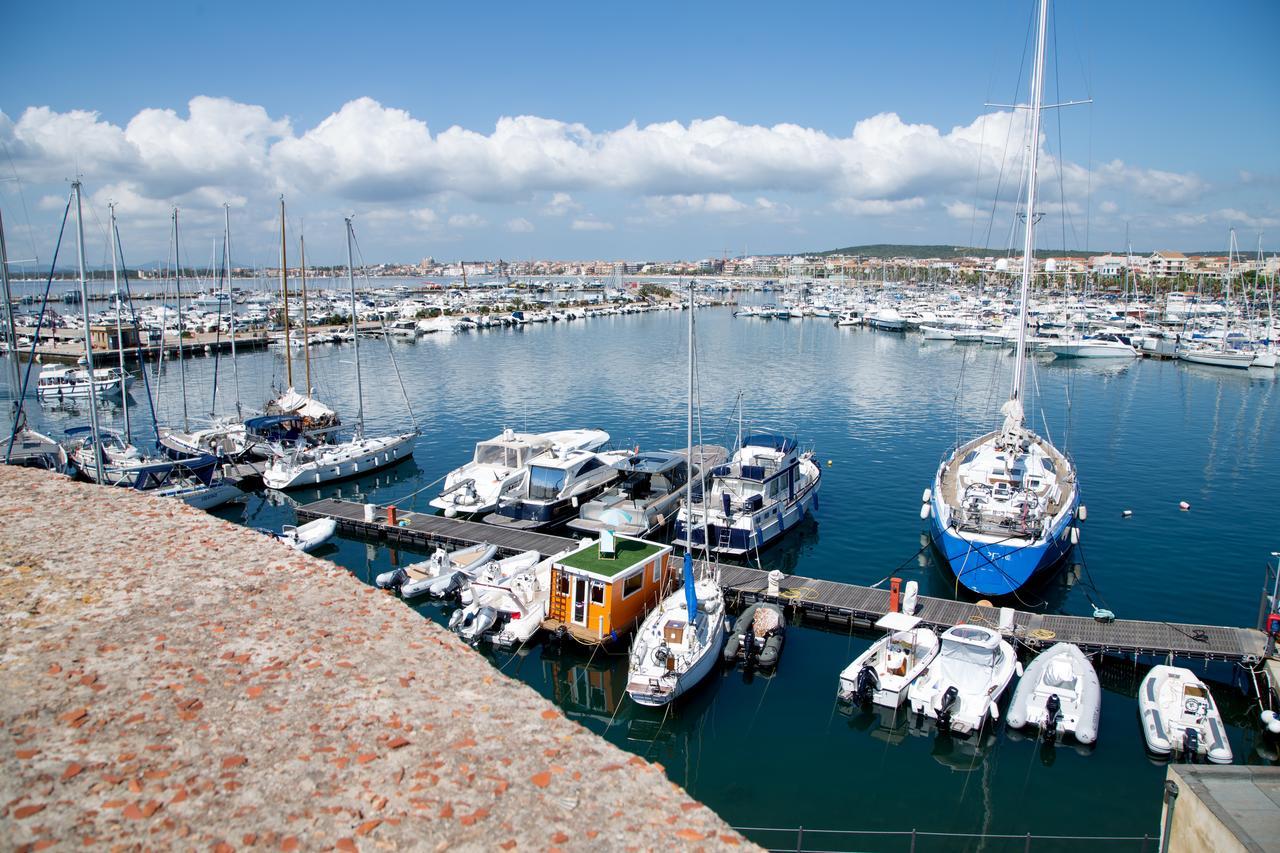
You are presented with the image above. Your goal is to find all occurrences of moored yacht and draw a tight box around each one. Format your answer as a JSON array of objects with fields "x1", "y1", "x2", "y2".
[
  {"x1": 625, "y1": 563, "x2": 726, "y2": 707},
  {"x1": 567, "y1": 445, "x2": 728, "y2": 538},
  {"x1": 37, "y1": 365, "x2": 132, "y2": 400},
  {"x1": 482, "y1": 447, "x2": 631, "y2": 530},
  {"x1": 1047, "y1": 333, "x2": 1137, "y2": 359},
  {"x1": 906, "y1": 624, "x2": 1017, "y2": 736},
  {"x1": 431, "y1": 428, "x2": 609, "y2": 517}
]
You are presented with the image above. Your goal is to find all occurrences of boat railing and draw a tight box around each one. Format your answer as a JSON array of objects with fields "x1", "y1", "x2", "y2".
[{"x1": 732, "y1": 824, "x2": 1153, "y2": 852}]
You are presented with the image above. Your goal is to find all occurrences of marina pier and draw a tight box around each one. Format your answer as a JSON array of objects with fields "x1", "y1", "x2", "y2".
[{"x1": 297, "y1": 498, "x2": 1271, "y2": 669}]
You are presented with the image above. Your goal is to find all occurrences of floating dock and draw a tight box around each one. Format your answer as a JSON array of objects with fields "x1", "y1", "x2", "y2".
[{"x1": 296, "y1": 499, "x2": 1271, "y2": 666}]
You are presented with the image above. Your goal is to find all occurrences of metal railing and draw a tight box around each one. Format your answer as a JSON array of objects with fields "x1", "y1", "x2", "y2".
[{"x1": 732, "y1": 825, "x2": 1153, "y2": 853}]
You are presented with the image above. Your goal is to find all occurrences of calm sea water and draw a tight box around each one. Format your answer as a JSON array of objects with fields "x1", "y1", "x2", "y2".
[{"x1": 9, "y1": 302, "x2": 1279, "y2": 850}]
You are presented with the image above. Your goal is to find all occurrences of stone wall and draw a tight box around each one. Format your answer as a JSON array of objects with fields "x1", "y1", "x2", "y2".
[{"x1": 0, "y1": 467, "x2": 749, "y2": 851}]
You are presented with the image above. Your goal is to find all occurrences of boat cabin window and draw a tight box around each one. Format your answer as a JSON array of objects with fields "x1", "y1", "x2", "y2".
[
  {"x1": 529, "y1": 465, "x2": 567, "y2": 499},
  {"x1": 556, "y1": 574, "x2": 570, "y2": 596},
  {"x1": 621, "y1": 571, "x2": 643, "y2": 599},
  {"x1": 474, "y1": 443, "x2": 518, "y2": 467},
  {"x1": 590, "y1": 583, "x2": 605, "y2": 605},
  {"x1": 576, "y1": 457, "x2": 604, "y2": 476}
]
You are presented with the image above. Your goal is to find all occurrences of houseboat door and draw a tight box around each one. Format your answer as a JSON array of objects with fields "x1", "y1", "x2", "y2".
[{"x1": 571, "y1": 578, "x2": 588, "y2": 626}]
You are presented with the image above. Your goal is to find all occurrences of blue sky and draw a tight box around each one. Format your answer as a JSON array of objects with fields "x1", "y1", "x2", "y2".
[{"x1": 3, "y1": 0, "x2": 1277, "y2": 265}]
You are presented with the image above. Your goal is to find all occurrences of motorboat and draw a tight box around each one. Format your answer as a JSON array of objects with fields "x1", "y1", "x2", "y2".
[
  {"x1": 482, "y1": 447, "x2": 630, "y2": 530},
  {"x1": 906, "y1": 625, "x2": 1017, "y2": 736},
  {"x1": 271, "y1": 517, "x2": 337, "y2": 553},
  {"x1": 36, "y1": 365, "x2": 132, "y2": 400},
  {"x1": 626, "y1": 559, "x2": 726, "y2": 707},
  {"x1": 431, "y1": 428, "x2": 609, "y2": 517},
  {"x1": 722, "y1": 602, "x2": 785, "y2": 670},
  {"x1": 920, "y1": 325, "x2": 956, "y2": 341},
  {"x1": 1138, "y1": 665, "x2": 1232, "y2": 763},
  {"x1": 375, "y1": 542, "x2": 498, "y2": 599},
  {"x1": 867, "y1": 307, "x2": 907, "y2": 331},
  {"x1": 448, "y1": 550, "x2": 546, "y2": 646},
  {"x1": 1006, "y1": 642, "x2": 1101, "y2": 744},
  {"x1": 567, "y1": 445, "x2": 728, "y2": 538},
  {"x1": 673, "y1": 432, "x2": 821, "y2": 557},
  {"x1": 837, "y1": 612, "x2": 940, "y2": 708},
  {"x1": 1046, "y1": 333, "x2": 1137, "y2": 360}
]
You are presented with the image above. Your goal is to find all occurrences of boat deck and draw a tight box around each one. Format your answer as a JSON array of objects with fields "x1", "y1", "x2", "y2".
[
  {"x1": 296, "y1": 497, "x2": 578, "y2": 558},
  {"x1": 716, "y1": 564, "x2": 1268, "y2": 664}
]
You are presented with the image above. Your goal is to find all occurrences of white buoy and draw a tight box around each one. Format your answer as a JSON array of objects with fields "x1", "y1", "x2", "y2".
[
  {"x1": 1122, "y1": 509, "x2": 1133, "y2": 518},
  {"x1": 1179, "y1": 501, "x2": 1191, "y2": 511},
  {"x1": 1263, "y1": 710, "x2": 1277, "y2": 726}
]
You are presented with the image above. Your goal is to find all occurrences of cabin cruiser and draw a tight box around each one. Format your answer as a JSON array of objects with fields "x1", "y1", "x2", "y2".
[
  {"x1": 431, "y1": 428, "x2": 609, "y2": 517},
  {"x1": 626, "y1": 559, "x2": 726, "y2": 707},
  {"x1": 1007, "y1": 643, "x2": 1101, "y2": 744},
  {"x1": 482, "y1": 447, "x2": 630, "y2": 530},
  {"x1": 567, "y1": 445, "x2": 728, "y2": 538},
  {"x1": 448, "y1": 550, "x2": 546, "y2": 646},
  {"x1": 375, "y1": 543, "x2": 498, "y2": 600},
  {"x1": 867, "y1": 306, "x2": 907, "y2": 331},
  {"x1": 1138, "y1": 665, "x2": 1232, "y2": 763},
  {"x1": 673, "y1": 433, "x2": 821, "y2": 557},
  {"x1": 838, "y1": 613, "x2": 940, "y2": 708},
  {"x1": 906, "y1": 624, "x2": 1017, "y2": 736},
  {"x1": 1046, "y1": 333, "x2": 1137, "y2": 359},
  {"x1": 37, "y1": 365, "x2": 132, "y2": 400}
]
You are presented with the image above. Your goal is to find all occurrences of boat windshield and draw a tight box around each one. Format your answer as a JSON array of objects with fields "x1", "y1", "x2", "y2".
[
  {"x1": 940, "y1": 642, "x2": 995, "y2": 669},
  {"x1": 528, "y1": 465, "x2": 566, "y2": 499},
  {"x1": 475, "y1": 443, "x2": 519, "y2": 467}
]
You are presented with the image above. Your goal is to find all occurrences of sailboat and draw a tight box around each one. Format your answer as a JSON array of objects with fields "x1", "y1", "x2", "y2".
[
  {"x1": 626, "y1": 282, "x2": 726, "y2": 707},
  {"x1": 1177, "y1": 230, "x2": 1260, "y2": 369},
  {"x1": 263, "y1": 217, "x2": 417, "y2": 490},
  {"x1": 923, "y1": 0, "x2": 1081, "y2": 598}
]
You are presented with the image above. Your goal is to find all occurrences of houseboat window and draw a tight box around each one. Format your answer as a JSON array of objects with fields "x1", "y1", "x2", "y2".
[
  {"x1": 651, "y1": 559, "x2": 661, "y2": 583},
  {"x1": 529, "y1": 466, "x2": 566, "y2": 499},
  {"x1": 622, "y1": 571, "x2": 643, "y2": 598},
  {"x1": 556, "y1": 574, "x2": 570, "y2": 595},
  {"x1": 590, "y1": 583, "x2": 605, "y2": 605}
]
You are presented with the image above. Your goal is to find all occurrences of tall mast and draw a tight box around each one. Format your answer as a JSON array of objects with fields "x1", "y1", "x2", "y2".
[
  {"x1": 685, "y1": 279, "x2": 693, "y2": 516},
  {"x1": 1009, "y1": 0, "x2": 1049, "y2": 413},
  {"x1": 345, "y1": 218, "x2": 364, "y2": 436},
  {"x1": 109, "y1": 204, "x2": 130, "y2": 443},
  {"x1": 0, "y1": 208, "x2": 21, "y2": 432},
  {"x1": 173, "y1": 208, "x2": 189, "y2": 432},
  {"x1": 300, "y1": 233, "x2": 312, "y2": 396},
  {"x1": 224, "y1": 204, "x2": 240, "y2": 417},
  {"x1": 279, "y1": 197, "x2": 293, "y2": 387},
  {"x1": 73, "y1": 181, "x2": 105, "y2": 484}
]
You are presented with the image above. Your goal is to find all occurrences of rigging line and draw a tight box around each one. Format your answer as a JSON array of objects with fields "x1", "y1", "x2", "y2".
[
  {"x1": 0, "y1": 137, "x2": 40, "y2": 268},
  {"x1": 114, "y1": 218, "x2": 162, "y2": 446},
  {"x1": 350, "y1": 228, "x2": 419, "y2": 433},
  {"x1": 6, "y1": 193, "x2": 71, "y2": 464},
  {"x1": 1048, "y1": 0, "x2": 1080, "y2": 252},
  {"x1": 982, "y1": 3, "x2": 1037, "y2": 252}
]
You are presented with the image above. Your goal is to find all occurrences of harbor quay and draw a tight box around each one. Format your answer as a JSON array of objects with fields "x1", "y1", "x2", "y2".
[{"x1": 0, "y1": 467, "x2": 748, "y2": 851}]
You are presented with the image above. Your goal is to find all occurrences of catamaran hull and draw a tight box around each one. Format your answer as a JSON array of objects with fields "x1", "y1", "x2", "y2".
[{"x1": 929, "y1": 492, "x2": 1076, "y2": 597}]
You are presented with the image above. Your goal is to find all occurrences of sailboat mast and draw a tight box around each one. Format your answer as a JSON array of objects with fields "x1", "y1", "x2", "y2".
[
  {"x1": 72, "y1": 181, "x2": 104, "y2": 484},
  {"x1": 0, "y1": 208, "x2": 21, "y2": 430},
  {"x1": 173, "y1": 208, "x2": 189, "y2": 432},
  {"x1": 109, "y1": 204, "x2": 130, "y2": 443},
  {"x1": 686, "y1": 280, "x2": 693, "y2": 513},
  {"x1": 345, "y1": 218, "x2": 364, "y2": 436},
  {"x1": 279, "y1": 197, "x2": 293, "y2": 387},
  {"x1": 224, "y1": 204, "x2": 240, "y2": 417},
  {"x1": 1009, "y1": 0, "x2": 1049, "y2": 409},
  {"x1": 300, "y1": 233, "x2": 311, "y2": 395}
]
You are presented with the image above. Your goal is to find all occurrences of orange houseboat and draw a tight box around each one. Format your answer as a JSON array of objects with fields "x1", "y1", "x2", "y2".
[{"x1": 545, "y1": 534, "x2": 674, "y2": 645}]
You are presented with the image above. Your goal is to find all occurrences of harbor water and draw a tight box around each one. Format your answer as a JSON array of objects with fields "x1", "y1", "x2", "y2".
[{"x1": 9, "y1": 302, "x2": 1279, "y2": 849}]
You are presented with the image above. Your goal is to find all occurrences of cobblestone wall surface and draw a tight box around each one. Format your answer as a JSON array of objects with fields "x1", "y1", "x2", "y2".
[{"x1": 0, "y1": 468, "x2": 749, "y2": 851}]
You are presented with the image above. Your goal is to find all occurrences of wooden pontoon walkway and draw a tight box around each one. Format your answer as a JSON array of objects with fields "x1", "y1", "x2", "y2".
[
  {"x1": 296, "y1": 497, "x2": 577, "y2": 559},
  {"x1": 716, "y1": 564, "x2": 1268, "y2": 664},
  {"x1": 295, "y1": 499, "x2": 1269, "y2": 665}
]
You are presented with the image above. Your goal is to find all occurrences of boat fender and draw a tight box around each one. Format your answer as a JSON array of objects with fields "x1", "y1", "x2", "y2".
[
  {"x1": 1078, "y1": 505, "x2": 1087, "y2": 522},
  {"x1": 921, "y1": 488, "x2": 931, "y2": 504},
  {"x1": 1015, "y1": 659, "x2": 1024, "y2": 678},
  {"x1": 920, "y1": 503, "x2": 931, "y2": 520},
  {"x1": 1070, "y1": 527, "x2": 1079, "y2": 545}
]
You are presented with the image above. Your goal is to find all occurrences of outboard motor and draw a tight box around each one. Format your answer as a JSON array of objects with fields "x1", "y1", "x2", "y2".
[
  {"x1": 429, "y1": 571, "x2": 463, "y2": 600},
  {"x1": 379, "y1": 567, "x2": 408, "y2": 591},
  {"x1": 855, "y1": 665, "x2": 880, "y2": 706},
  {"x1": 447, "y1": 608, "x2": 469, "y2": 632},
  {"x1": 1184, "y1": 728, "x2": 1199, "y2": 763},
  {"x1": 740, "y1": 628, "x2": 757, "y2": 669},
  {"x1": 469, "y1": 607, "x2": 498, "y2": 640},
  {"x1": 937, "y1": 686, "x2": 960, "y2": 733},
  {"x1": 1042, "y1": 694, "x2": 1062, "y2": 743}
]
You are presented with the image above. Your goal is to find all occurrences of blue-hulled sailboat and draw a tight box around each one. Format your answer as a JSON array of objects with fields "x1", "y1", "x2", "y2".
[{"x1": 924, "y1": 0, "x2": 1080, "y2": 597}]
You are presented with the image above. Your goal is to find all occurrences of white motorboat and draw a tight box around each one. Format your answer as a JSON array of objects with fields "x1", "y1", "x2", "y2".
[
  {"x1": 837, "y1": 613, "x2": 940, "y2": 708},
  {"x1": 626, "y1": 568, "x2": 726, "y2": 707},
  {"x1": 1006, "y1": 642, "x2": 1101, "y2": 744},
  {"x1": 1138, "y1": 665, "x2": 1232, "y2": 763},
  {"x1": 673, "y1": 432, "x2": 821, "y2": 557},
  {"x1": 483, "y1": 447, "x2": 630, "y2": 530},
  {"x1": 920, "y1": 325, "x2": 956, "y2": 341},
  {"x1": 37, "y1": 365, "x2": 132, "y2": 400},
  {"x1": 448, "y1": 550, "x2": 546, "y2": 647},
  {"x1": 431, "y1": 428, "x2": 609, "y2": 517},
  {"x1": 375, "y1": 542, "x2": 498, "y2": 599},
  {"x1": 273, "y1": 517, "x2": 337, "y2": 552},
  {"x1": 906, "y1": 624, "x2": 1017, "y2": 736},
  {"x1": 1046, "y1": 333, "x2": 1137, "y2": 359},
  {"x1": 567, "y1": 445, "x2": 728, "y2": 538},
  {"x1": 867, "y1": 307, "x2": 907, "y2": 331}
]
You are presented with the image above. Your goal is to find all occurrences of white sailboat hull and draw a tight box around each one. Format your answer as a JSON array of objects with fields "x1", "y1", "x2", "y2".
[{"x1": 263, "y1": 433, "x2": 416, "y2": 490}]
